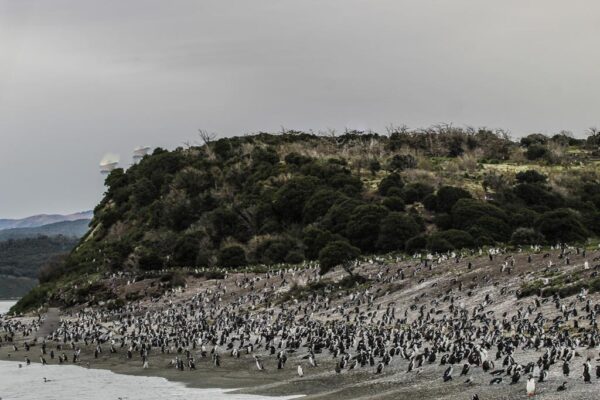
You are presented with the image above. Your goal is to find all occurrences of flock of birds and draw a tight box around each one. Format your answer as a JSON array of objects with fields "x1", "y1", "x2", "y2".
[{"x1": 2, "y1": 245, "x2": 600, "y2": 399}]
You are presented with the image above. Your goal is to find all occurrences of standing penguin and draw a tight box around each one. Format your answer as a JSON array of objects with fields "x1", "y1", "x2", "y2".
[{"x1": 526, "y1": 375, "x2": 535, "y2": 397}]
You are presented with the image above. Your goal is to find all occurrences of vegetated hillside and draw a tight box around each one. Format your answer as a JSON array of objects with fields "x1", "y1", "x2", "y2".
[
  {"x1": 0, "y1": 211, "x2": 93, "y2": 230},
  {"x1": 0, "y1": 219, "x2": 90, "y2": 241},
  {"x1": 16, "y1": 127, "x2": 600, "y2": 310},
  {"x1": 0, "y1": 235, "x2": 79, "y2": 298}
]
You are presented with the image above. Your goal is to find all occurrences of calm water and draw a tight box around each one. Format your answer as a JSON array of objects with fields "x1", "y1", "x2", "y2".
[
  {"x1": 0, "y1": 301, "x2": 300, "y2": 400},
  {"x1": 0, "y1": 300, "x2": 15, "y2": 315}
]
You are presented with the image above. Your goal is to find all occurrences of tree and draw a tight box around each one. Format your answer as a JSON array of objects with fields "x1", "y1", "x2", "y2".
[
  {"x1": 218, "y1": 245, "x2": 247, "y2": 268},
  {"x1": 535, "y1": 209, "x2": 589, "y2": 243},
  {"x1": 345, "y1": 204, "x2": 388, "y2": 251},
  {"x1": 405, "y1": 235, "x2": 427, "y2": 253},
  {"x1": 138, "y1": 248, "x2": 163, "y2": 271},
  {"x1": 516, "y1": 170, "x2": 547, "y2": 184},
  {"x1": 430, "y1": 229, "x2": 474, "y2": 249},
  {"x1": 378, "y1": 173, "x2": 404, "y2": 196},
  {"x1": 376, "y1": 213, "x2": 420, "y2": 251},
  {"x1": 402, "y1": 182, "x2": 434, "y2": 204},
  {"x1": 198, "y1": 129, "x2": 217, "y2": 145},
  {"x1": 303, "y1": 189, "x2": 343, "y2": 223},
  {"x1": 173, "y1": 235, "x2": 200, "y2": 266},
  {"x1": 427, "y1": 236, "x2": 454, "y2": 253},
  {"x1": 510, "y1": 227, "x2": 544, "y2": 245},
  {"x1": 273, "y1": 176, "x2": 320, "y2": 222},
  {"x1": 382, "y1": 196, "x2": 405, "y2": 212},
  {"x1": 318, "y1": 240, "x2": 360, "y2": 276},
  {"x1": 436, "y1": 186, "x2": 472, "y2": 213},
  {"x1": 525, "y1": 144, "x2": 549, "y2": 161},
  {"x1": 388, "y1": 154, "x2": 417, "y2": 171}
]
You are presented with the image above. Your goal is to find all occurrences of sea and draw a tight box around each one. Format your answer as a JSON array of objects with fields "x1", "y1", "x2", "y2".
[{"x1": 0, "y1": 301, "x2": 300, "y2": 400}]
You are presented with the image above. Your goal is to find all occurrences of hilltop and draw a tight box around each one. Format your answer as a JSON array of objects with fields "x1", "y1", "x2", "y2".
[{"x1": 13, "y1": 127, "x2": 600, "y2": 311}]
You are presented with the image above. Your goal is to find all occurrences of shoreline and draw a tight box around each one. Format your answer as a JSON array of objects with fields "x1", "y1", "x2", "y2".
[
  {"x1": 0, "y1": 359, "x2": 303, "y2": 400},
  {"x1": 4, "y1": 249, "x2": 600, "y2": 399}
]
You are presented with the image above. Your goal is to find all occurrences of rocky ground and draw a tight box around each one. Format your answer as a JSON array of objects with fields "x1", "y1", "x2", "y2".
[{"x1": 2, "y1": 247, "x2": 600, "y2": 399}]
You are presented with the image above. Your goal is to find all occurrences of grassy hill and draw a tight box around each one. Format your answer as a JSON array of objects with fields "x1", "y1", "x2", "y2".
[
  {"x1": 0, "y1": 236, "x2": 80, "y2": 299},
  {"x1": 13, "y1": 127, "x2": 600, "y2": 311}
]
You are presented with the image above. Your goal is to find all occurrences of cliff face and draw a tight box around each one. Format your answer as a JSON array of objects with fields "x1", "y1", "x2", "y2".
[{"x1": 13, "y1": 129, "x2": 600, "y2": 312}]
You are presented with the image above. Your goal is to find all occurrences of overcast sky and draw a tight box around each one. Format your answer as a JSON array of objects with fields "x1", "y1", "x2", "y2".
[{"x1": 1, "y1": 1, "x2": 599, "y2": 218}]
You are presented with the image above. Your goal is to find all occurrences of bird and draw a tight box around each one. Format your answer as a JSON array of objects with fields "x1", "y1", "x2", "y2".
[
  {"x1": 254, "y1": 355, "x2": 264, "y2": 371},
  {"x1": 297, "y1": 365, "x2": 303, "y2": 377},
  {"x1": 526, "y1": 375, "x2": 535, "y2": 397},
  {"x1": 557, "y1": 381, "x2": 567, "y2": 391},
  {"x1": 562, "y1": 361, "x2": 570, "y2": 377},
  {"x1": 490, "y1": 377, "x2": 503, "y2": 385},
  {"x1": 443, "y1": 365, "x2": 453, "y2": 382}
]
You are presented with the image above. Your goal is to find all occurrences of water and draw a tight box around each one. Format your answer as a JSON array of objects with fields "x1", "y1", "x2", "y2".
[
  {"x1": 0, "y1": 300, "x2": 16, "y2": 315},
  {"x1": 0, "y1": 300, "x2": 300, "y2": 400},
  {"x1": 0, "y1": 361, "x2": 302, "y2": 400}
]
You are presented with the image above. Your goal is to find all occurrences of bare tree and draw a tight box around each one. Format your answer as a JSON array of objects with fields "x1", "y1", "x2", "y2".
[{"x1": 198, "y1": 129, "x2": 217, "y2": 145}]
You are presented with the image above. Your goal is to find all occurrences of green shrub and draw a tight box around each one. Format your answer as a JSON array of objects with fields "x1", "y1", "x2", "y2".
[
  {"x1": 405, "y1": 235, "x2": 427, "y2": 253},
  {"x1": 218, "y1": 245, "x2": 247, "y2": 268},
  {"x1": 536, "y1": 208, "x2": 589, "y2": 243},
  {"x1": 431, "y1": 229, "x2": 474, "y2": 249},
  {"x1": 378, "y1": 173, "x2": 404, "y2": 195},
  {"x1": 382, "y1": 196, "x2": 405, "y2": 211},
  {"x1": 376, "y1": 213, "x2": 421, "y2": 251},
  {"x1": 427, "y1": 235, "x2": 454, "y2": 253},
  {"x1": 318, "y1": 240, "x2": 360, "y2": 275},
  {"x1": 510, "y1": 227, "x2": 544, "y2": 245}
]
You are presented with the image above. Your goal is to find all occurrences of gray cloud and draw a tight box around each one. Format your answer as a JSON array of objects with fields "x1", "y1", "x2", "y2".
[{"x1": 1, "y1": 0, "x2": 599, "y2": 217}]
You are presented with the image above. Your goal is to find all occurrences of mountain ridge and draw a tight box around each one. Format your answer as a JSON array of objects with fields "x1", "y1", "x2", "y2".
[{"x1": 0, "y1": 211, "x2": 93, "y2": 231}]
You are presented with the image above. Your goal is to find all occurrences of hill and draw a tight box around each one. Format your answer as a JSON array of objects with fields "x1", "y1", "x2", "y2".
[
  {"x1": 0, "y1": 235, "x2": 81, "y2": 299},
  {"x1": 0, "y1": 219, "x2": 90, "y2": 241},
  {"x1": 13, "y1": 127, "x2": 600, "y2": 310},
  {"x1": 0, "y1": 211, "x2": 92, "y2": 230}
]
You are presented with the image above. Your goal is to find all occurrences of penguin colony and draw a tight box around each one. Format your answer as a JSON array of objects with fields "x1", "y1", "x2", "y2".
[{"x1": 2, "y1": 245, "x2": 600, "y2": 399}]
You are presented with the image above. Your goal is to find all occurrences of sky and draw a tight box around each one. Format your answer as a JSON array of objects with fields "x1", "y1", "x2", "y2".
[{"x1": 1, "y1": 1, "x2": 599, "y2": 218}]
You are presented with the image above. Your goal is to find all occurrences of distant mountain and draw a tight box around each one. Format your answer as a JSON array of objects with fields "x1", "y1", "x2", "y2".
[
  {"x1": 0, "y1": 219, "x2": 90, "y2": 241},
  {"x1": 0, "y1": 211, "x2": 93, "y2": 231}
]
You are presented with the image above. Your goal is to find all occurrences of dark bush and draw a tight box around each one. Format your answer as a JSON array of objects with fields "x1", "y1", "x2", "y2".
[
  {"x1": 427, "y1": 235, "x2": 454, "y2": 253},
  {"x1": 516, "y1": 170, "x2": 547, "y2": 184},
  {"x1": 388, "y1": 154, "x2": 417, "y2": 171},
  {"x1": 138, "y1": 248, "x2": 163, "y2": 271},
  {"x1": 536, "y1": 209, "x2": 589, "y2": 243},
  {"x1": 431, "y1": 229, "x2": 474, "y2": 249},
  {"x1": 376, "y1": 213, "x2": 421, "y2": 251},
  {"x1": 510, "y1": 227, "x2": 544, "y2": 245},
  {"x1": 302, "y1": 226, "x2": 343, "y2": 260},
  {"x1": 382, "y1": 196, "x2": 405, "y2": 212},
  {"x1": 405, "y1": 235, "x2": 427, "y2": 253},
  {"x1": 303, "y1": 189, "x2": 343, "y2": 223},
  {"x1": 402, "y1": 182, "x2": 434, "y2": 204},
  {"x1": 218, "y1": 245, "x2": 247, "y2": 268},
  {"x1": 284, "y1": 250, "x2": 305, "y2": 264},
  {"x1": 318, "y1": 240, "x2": 360, "y2": 275},
  {"x1": 525, "y1": 144, "x2": 549, "y2": 161},
  {"x1": 378, "y1": 173, "x2": 404, "y2": 196},
  {"x1": 345, "y1": 204, "x2": 388, "y2": 251},
  {"x1": 273, "y1": 176, "x2": 320, "y2": 222},
  {"x1": 436, "y1": 186, "x2": 472, "y2": 213}
]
